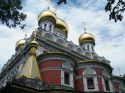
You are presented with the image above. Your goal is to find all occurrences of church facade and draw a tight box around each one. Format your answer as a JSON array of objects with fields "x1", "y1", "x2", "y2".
[{"x1": 0, "y1": 5, "x2": 125, "y2": 93}]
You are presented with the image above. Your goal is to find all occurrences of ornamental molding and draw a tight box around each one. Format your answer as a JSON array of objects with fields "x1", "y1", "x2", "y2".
[
  {"x1": 12, "y1": 76, "x2": 50, "y2": 90},
  {"x1": 83, "y1": 66, "x2": 96, "y2": 75},
  {"x1": 102, "y1": 69, "x2": 110, "y2": 78},
  {"x1": 62, "y1": 62, "x2": 73, "y2": 71}
]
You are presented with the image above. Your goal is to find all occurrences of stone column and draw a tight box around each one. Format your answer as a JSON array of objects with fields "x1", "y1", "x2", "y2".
[{"x1": 102, "y1": 77, "x2": 106, "y2": 92}]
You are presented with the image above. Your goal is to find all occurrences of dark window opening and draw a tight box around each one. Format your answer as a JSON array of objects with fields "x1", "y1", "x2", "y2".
[
  {"x1": 105, "y1": 79, "x2": 110, "y2": 91},
  {"x1": 92, "y1": 46, "x2": 94, "y2": 52},
  {"x1": 87, "y1": 78, "x2": 94, "y2": 89},
  {"x1": 64, "y1": 72, "x2": 70, "y2": 85},
  {"x1": 83, "y1": 47, "x2": 85, "y2": 51},
  {"x1": 44, "y1": 24, "x2": 47, "y2": 30},
  {"x1": 50, "y1": 25, "x2": 52, "y2": 31},
  {"x1": 87, "y1": 46, "x2": 89, "y2": 51}
]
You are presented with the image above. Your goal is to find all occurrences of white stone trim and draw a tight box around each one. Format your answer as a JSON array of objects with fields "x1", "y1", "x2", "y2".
[
  {"x1": 102, "y1": 77, "x2": 114, "y2": 92},
  {"x1": 109, "y1": 80, "x2": 114, "y2": 92},
  {"x1": 61, "y1": 70, "x2": 74, "y2": 88},
  {"x1": 102, "y1": 77, "x2": 106, "y2": 91},
  {"x1": 83, "y1": 76, "x2": 99, "y2": 92}
]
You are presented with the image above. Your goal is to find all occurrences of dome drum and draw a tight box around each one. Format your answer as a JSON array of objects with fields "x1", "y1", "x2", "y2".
[{"x1": 80, "y1": 39, "x2": 95, "y2": 45}]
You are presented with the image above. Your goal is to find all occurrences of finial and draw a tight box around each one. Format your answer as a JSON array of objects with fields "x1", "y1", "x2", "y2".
[
  {"x1": 24, "y1": 33, "x2": 27, "y2": 39},
  {"x1": 33, "y1": 28, "x2": 38, "y2": 40},
  {"x1": 82, "y1": 22, "x2": 87, "y2": 33},
  {"x1": 24, "y1": 30, "x2": 27, "y2": 39},
  {"x1": 47, "y1": 0, "x2": 51, "y2": 10}
]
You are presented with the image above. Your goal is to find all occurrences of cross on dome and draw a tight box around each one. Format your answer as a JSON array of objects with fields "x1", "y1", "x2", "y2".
[
  {"x1": 82, "y1": 21, "x2": 87, "y2": 33},
  {"x1": 47, "y1": 0, "x2": 51, "y2": 10}
]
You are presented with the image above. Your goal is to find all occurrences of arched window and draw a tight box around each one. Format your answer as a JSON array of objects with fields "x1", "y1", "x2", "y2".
[
  {"x1": 49, "y1": 24, "x2": 52, "y2": 31},
  {"x1": 64, "y1": 71, "x2": 70, "y2": 85},
  {"x1": 105, "y1": 79, "x2": 110, "y2": 91},
  {"x1": 44, "y1": 24, "x2": 47, "y2": 30},
  {"x1": 61, "y1": 62, "x2": 74, "y2": 88},
  {"x1": 87, "y1": 78, "x2": 94, "y2": 89},
  {"x1": 92, "y1": 46, "x2": 94, "y2": 52},
  {"x1": 87, "y1": 46, "x2": 89, "y2": 51}
]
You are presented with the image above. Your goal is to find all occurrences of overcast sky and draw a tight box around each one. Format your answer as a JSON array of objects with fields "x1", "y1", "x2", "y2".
[{"x1": 0, "y1": 0, "x2": 125, "y2": 76}]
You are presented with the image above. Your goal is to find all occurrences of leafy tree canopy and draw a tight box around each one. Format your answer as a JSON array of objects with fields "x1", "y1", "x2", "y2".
[
  {"x1": 0, "y1": 0, "x2": 26, "y2": 29},
  {"x1": 105, "y1": 0, "x2": 125, "y2": 22}
]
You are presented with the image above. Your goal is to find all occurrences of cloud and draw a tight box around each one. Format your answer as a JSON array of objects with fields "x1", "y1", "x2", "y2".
[{"x1": 0, "y1": 0, "x2": 125, "y2": 76}]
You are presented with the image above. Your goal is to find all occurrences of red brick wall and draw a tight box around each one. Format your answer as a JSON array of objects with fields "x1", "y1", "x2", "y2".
[
  {"x1": 41, "y1": 70, "x2": 61, "y2": 85},
  {"x1": 75, "y1": 68, "x2": 84, "y2": 92},
  {"x1": 75, "y1": 78, "x2": 84, "y2": 92},
  {"x1": 39, "y1": 60, "x2": 64, "y2": 85},
  {"x1": 94, "y1": 67, "x2": 103, "y2": 74},
  {"x1": 98, "y1": 77, "x2": 103, "y2": 91},
  {"x1": 39, "y1": 60, "x2": 63, "y2": 68},
  {"x1": 113, "y1": 81, "x2": 119, "y2": 93},
  {"x1": 75, "y1": 68, "x2": 83, "y2": 76}
]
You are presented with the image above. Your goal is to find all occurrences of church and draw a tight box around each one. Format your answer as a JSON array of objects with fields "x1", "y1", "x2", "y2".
[{"x1": 0, "y1": 1, "x2": 125, "y2": 93}]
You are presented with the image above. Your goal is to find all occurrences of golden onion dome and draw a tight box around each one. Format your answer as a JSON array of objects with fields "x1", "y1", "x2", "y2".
[
  {"x1": 56, "y1": 18, "x2": 69, "y2": 37},
  {"x1": 15, "y1": 39, "x2": 26, "y2": 50},
  {"x1": 79, "y1": 32, "x2": 95, "y2": 45},
  {"x1": 30, "y1": 40, "x2": 38, "y2": 47},
  {"x1": 38, "y1": 10, "x2": 57, "y2": 24}
]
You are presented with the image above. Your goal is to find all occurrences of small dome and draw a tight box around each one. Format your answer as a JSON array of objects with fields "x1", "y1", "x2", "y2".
[
  {"x1": 38, "y1": 10, "x2": 57, "y2": 24},
  {"x1": 55, "y1": 18, "x2": 68, "y2": 37},
  {"x1": 30, "y1": 40, "x2": 38, "y2": 47},
  {"x1": 16, "y1": 39, "x2": 26, "y2": 50},
  {"x1": 79, "y1": 32, "x2": 95, "y2": 45}
]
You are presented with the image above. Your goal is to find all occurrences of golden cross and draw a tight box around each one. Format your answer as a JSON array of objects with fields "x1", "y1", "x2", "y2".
[
  {"x1": 47, "y1": 0, "x2": 51, "y2": 10},
  {"x1": 82, "y1": 22, "x2": 87, "y2": 33}
]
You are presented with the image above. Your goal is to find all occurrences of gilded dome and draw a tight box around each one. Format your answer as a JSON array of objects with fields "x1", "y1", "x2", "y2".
[
  {"x1": 16, "y1": 39, "x2": 26, "y2": 50},
  {"x1": 55, "y1": 18, "x2": 69, "y2": 37},
  {"x1": 38, "y1": 10, "x2": 57, "y2": 24},
  {"x1": 30, "y1": 40, "x2": 38, "y2": 47},
  {"x1": 79, "y1": 32, "x2": 95, "y2": 45}
]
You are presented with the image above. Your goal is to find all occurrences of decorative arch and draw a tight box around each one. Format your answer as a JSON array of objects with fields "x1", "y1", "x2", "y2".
[
  {"x1": 61, "y1": 62, "x2": 74, "y2": 88},
  {"x1": 102, "y1": 69, "x2": 110, "y2": 78},
  {"x1": 76, "y1": 47, "x2": 83, "y2": 54},
  {"x1": 56, "y1": 38, "x2": 67, "y2": 47},
  {"x1": 67, "y1": 42, "x2": 76, "y2": 51},
  {"x1": 83, "y1": 66, "x2": 96, "y2": 75},
  {"x1": 62, "y1": 62, "x2": 73, "y2": 71},
  {"x1": 42, "y1": 32, "x2": 56, "y2": 42},
  {"x1": 85, "y1": 51, "x2": 92, "y2": 58},
  {"x1": 83, "y1": 66, "x2": 99, "y2": 91}
]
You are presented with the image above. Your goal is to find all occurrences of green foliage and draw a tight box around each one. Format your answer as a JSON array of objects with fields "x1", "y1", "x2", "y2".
[
  {"x1": 0, "y1": 0, "x2": 26, "y2": 28},
  {"x1": 105, "y1": 0, "x2": 125, "y2": 22}
]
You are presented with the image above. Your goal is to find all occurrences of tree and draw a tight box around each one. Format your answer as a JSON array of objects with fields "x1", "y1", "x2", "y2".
[
  {"x1": 0, "y1": 0, "x2": 26, "y2": 29},
  {"x1": 57, "y1": 0, "x2": 67, "y2": 5},
  {"x1": 105, "y1": 0, "x2": 125, "y2": 22}
]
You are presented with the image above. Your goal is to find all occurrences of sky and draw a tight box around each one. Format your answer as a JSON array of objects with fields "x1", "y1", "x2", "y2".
[{"x1": 0, "y1": 0, "x2": 125, "y2": 76}]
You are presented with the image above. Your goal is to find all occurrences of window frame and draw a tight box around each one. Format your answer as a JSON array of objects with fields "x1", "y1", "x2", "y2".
[{"x1": 87, "y1": 77, "x2": 95, "y2": 89}]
